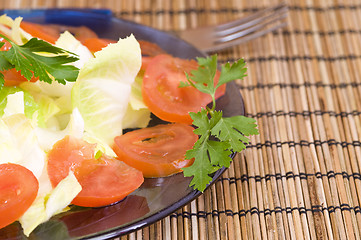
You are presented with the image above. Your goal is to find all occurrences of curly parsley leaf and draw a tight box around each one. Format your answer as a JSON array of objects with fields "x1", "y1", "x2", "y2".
[
  {"x1": 0, "y1": 34, "x2": 79, "y2": 86},
  {"x1": 181, "y1": 55, "x2": 259, "y2": 192}
]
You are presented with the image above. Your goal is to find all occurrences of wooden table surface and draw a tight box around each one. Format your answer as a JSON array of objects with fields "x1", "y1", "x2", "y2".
[{"x1": 2, "y1": 0, "x2": 361, "y2": 239}]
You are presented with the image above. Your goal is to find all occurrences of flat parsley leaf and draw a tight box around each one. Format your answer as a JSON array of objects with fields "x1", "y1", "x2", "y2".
[
  {"x1": 0, "y1": 35, "x2": 79, "y2": 86},
  {"x1": 211, "y1": 114, "x2": 259, "y2": 152},
  {"x1": 180, "y1": 55, "x2": 217, "y2": 96},
  {"x1": 217, "y1": 59, "x2": 247, "y2": 87},
  {"x1": 183, "y1": 138, "x2": 214, "y2": 192},
  {"x1": 0, "y1": 53, "x2": 13, "y2": 87},
  {"x1": 181, "y1": 55, "x2": 259, "y2": 192}
]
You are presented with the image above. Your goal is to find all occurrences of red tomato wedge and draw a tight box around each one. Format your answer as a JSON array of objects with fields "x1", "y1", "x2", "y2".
[
  {"x1": 82, "y1": 38, "x2": 117, "y2": 53},
  {"x1": 0, "y1": 163, "x2": 38, "y2": 229},
  {"x1": 47, "y1": 136, "x2": 144, "y2": 207},
  {"x1": 113, "y1": 123, "x2": 198, "y2": 178},
  {"x1": 141, "y1": 56, "x2": 153, "y2": 71},
  {"x1": 142, "y1": 54, "x2": 226, "y2": 124}
]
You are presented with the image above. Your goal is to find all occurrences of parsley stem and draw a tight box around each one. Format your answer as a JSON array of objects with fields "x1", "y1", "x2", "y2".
[
  {"x1": 0, "y1": 33, "x2": 12, "y2": 43},
  {"x1": 210, "y1": 93, "x2": 216, "y2": 112}
]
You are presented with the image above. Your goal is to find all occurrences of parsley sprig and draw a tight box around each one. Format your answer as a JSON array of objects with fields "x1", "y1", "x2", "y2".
[
  {"x1": 181, "y1": 55, "x2": 259, "y2": 192},
  {"x1": 0, "y1": 34, "x2": 79, "y2": 87}
]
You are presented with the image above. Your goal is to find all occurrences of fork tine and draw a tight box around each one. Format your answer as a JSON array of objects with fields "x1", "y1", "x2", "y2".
[
  {"x1": 174, "y1": 3, "x2": 288, "y2": 52},
  {"x1": 216, "y1": 4, "x2": 288, "y2": 37},
  {"x1": 209, "y1": 22, "x2": 287, "y2": 52},
  {"x1": 216, "y1": 2, "x2": 287, "y2": 32},
  {"x1": 215, "y1": 7, "x2": 288, "y2": 43}
]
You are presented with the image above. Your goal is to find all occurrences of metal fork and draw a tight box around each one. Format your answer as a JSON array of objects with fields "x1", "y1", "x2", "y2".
[{"x1": 175, "y1": 3, "x2": 288, "y2": 53}]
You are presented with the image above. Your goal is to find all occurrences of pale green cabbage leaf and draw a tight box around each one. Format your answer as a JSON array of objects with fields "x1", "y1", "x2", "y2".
[{"x1": 72, "y1": 34, "x2": 150, "y2": 145}]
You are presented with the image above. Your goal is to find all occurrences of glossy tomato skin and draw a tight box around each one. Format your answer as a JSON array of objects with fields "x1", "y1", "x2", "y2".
[
  {"x1": 0, "y1": 163, "x2": 39, "y2": 229},
  {"x1": 142, "y1": 54, "x2": 226, "y2": 124},
  {"x1": 113, "y1": 123, "x2": 198, "y2": 178},
  {"x1": 47, "y1": 135, "x2": 144, "y2": 207}
]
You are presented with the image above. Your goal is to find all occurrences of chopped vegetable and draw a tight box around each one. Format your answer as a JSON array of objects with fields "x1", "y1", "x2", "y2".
[
  {"x1": 2, "y1": 114, "x2": 46, "y2": 179},
  {"x1": 34, "y1": 108, "x2": 84, "y2": 151},
  {"x1": 0, "y1": 15, "x2": 32, "y2": 45},
  {"x1": 0, "y1": 163, "x2": 39, "y2": 229},
  {"x1": 72, "y1": 34, "x2": 147, "y2": 145},
  {"x1": 113, "y1": 123, "x2": 198, "y2": 177},
  {"x1": 47, "y1": 135, "x2": 144, "y2": 207},
  {"x1": 82, "y1": 37, "x2": 117, "y2": 53},
  {"x1": 0, "y1": 87, "x2": 38, "y2": 119},
  {"x1": 20, "y1": 21, "x2": 60, "y2": 44},
  {"x1": 55, "y1": 31, "x2": 94, "y2": 69},
  {"x1": 19, "y1": 171, "x2": 82, "y2": 236}
]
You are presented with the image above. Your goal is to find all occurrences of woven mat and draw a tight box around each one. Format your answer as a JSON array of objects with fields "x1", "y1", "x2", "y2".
[{"x1": 3, "y1": 0, "x2": 361, "y2": 239}]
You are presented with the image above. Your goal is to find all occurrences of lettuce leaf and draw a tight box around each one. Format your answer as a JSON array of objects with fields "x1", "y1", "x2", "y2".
[
  {"x1": 72, "y1": 34, "x2": 145, "y2": 145},
  {"x1": 19, "y1": 171, "x2": 82, "y2": 237},
  {"x1": 1, "y1": 114, "x2": 46, "y2": 179}
]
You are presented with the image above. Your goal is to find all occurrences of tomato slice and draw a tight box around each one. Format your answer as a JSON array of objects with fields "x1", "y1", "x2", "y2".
[
  {"x1": 2, "y1": 68, "x2": 38, "y2": 86},
  {"x1": 142, "y1": 54, "x2": 226, "y2": 124},
  {"x1": 113, "y1": 123, "x2": 198, "y2": 178},
  {"x1": 0, "y1": 163, "x2": 38, "y2": 229},
  {"x1": 20, "y1": 21, "x2": 99, "y2": 44},
  {"x1": 141, "y1": 56, "x2": 152, "y2": 68},
  {"x1": 20, "y1": 22, "x2": 60, "y2": 44},
  {"x1": 138, "y1": 40, "x2": 166, "y2": 57},
  {"x1": 47, "y1": 136, "x2": 144, "y2": 207},
  {"x1": 66, "y1": 26, "x2": 98, "y2": 43},
  {"x1": 82, "y1": 38, "x2": 117, "y2": 53}
]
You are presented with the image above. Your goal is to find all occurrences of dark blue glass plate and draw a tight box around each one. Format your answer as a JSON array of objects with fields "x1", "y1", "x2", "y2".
[{"x1": 0, "y1": 9, "x2": 245, "y2": 240}]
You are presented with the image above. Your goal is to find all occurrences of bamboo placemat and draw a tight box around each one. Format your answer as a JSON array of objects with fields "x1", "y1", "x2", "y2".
[{"x1": 2, "y1": 0, "x2": 361, "y2": 239}]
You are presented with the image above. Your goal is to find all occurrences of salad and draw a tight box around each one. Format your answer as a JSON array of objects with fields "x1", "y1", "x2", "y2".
[{"x1": 0, "y1": 14, "x2": 258, "y2": 237}]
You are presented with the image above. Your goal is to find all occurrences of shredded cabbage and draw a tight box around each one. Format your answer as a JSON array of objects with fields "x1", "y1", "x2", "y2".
[
  {"x1": 72, "y1": 34, "x2": 147, "y2": 145},
  {"x1": 19, "y1": 171, "x2": 82, "y2": 236},
  {"x1": 0, "y1": 14, "x2": 32, "y2": 44}
]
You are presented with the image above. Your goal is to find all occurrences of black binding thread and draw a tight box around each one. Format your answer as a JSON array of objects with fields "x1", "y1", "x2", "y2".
[
  {"x1": 246, "y1": 139, "x2": 361, "y2": 149},
  {"x1": 217, "y1": 171, "x2": 361, "y2": 184},
  {"x1": 169, "y1": 203, "x2": 361, "y2": 219},
  {"x1": 244, "y1": 110, "x2": 361, "y2": 118},
  {"x1": 218, "y1": 55, "x2": 361, "y2": 64},
  {"x1": 236, "y1": 82, "x2": 361, "y2": 90}
]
